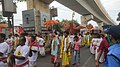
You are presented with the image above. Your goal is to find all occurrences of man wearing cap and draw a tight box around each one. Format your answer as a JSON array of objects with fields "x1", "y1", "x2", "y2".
[
  {"x1": 104, "y1": 25, "x2": 120, "y2": 67},
  {"x1": 0, "y1": 33, "x2": 10, "y2": 67}
]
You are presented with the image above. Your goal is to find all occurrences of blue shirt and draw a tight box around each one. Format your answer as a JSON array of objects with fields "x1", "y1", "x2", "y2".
[{"x1": 104, "y1": 44, "x2": 120, "y2": 67}]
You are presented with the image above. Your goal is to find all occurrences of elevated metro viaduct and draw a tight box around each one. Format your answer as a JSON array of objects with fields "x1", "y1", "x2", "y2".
[{"x1": 27, "y1": 0, "x2": 116, "y2": 33}]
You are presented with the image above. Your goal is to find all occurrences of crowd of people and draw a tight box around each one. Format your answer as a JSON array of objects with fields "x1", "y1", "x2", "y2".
[
  {"x1": 0, "y1": 33, "x2": 46, "y2": 67},
  {"x1": 0, "y1": 24, "x2": 120, "y2": 67}
]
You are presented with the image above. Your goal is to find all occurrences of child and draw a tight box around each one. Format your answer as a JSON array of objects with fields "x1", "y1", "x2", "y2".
[{"x1": 72, "y1": 35, "x2": 81, "y2": 65}]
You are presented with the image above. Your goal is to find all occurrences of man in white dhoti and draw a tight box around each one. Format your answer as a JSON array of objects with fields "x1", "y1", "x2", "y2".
[
  {"x1": 29, "y1": 36, "x2": 39, "y2": 67},
  {"x1": 37, "y1": 35, "x2": 45, "y2": 56},
  {"x1": 0, "y1": 33, "x2": 10, "y2": 67},
  {"x1": 90, "y1": 34, "x2": 102, "y2": 61}
]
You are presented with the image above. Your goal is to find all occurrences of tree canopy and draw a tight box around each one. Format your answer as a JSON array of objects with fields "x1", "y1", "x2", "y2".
[
  {"x1": 53, "y1": 19, "x2": 80, "y2": 34},
  {"x1": 0, "y1": 15, "x2": 7, "y2": 24}
]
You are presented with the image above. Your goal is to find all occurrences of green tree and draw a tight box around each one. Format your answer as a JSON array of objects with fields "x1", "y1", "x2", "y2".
[
  {"x1": 0, "y1": 15, "x2": 7, "y2": 24},
  {"x1": 53, "y1": 19, "x2": 80, "y2": 34},
  {"x1": 53, "y1": 23, "x2": 63, "y2": 33}
]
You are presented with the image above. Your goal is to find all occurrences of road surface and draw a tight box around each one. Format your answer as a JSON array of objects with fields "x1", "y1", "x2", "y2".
[{"x1": 36, "y1": 46, "x2": 104, "y2": 67}]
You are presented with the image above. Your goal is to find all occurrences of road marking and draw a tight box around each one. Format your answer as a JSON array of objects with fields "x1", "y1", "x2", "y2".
[{"x1": 82, "y1": 55, "x2": 93, "y2": 67}]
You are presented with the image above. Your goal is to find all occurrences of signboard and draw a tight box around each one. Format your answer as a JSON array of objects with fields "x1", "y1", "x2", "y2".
[
  {"x1": 22, "y1": 9, "x2": 35, "y2": 27},
  {"x1": 2, "y1": 0, "x2": 16, "y2": 13},
  {"x1": 2, "y1": 0, "x2": 16, "y2": 17},
  {"x1": 50, "y1": 8, "x2": 58, "y2": 17},
  {"x1": 40, "y1": 12, "x2": 50, "y2": 26}
]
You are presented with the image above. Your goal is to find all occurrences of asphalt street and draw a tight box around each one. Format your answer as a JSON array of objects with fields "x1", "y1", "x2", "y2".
[{"x1": 36, "y1": 46, "x2": 104, "y2": 67}]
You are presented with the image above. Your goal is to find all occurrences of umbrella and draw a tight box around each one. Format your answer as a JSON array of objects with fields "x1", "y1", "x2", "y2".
[{"x1": 44, "y1": 20, "x2": 59, "y2": 25}]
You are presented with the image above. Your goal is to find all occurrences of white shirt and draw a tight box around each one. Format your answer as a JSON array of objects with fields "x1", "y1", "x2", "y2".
[
  {"x1": 37, "y1": 37, "x2": 45, "y2": 46},
  {"x1": 25, "y1": 39, "x2": 29, "y2": 46},
  {"x1": 6, "y1": 38, "x2": 14, "y2": 46},
  {"x1": 64, "y1": 37, "x2": 70, "y2": 51},
  {"x1": 6, "y1": 37, "x2": 14, "y2": 42},
  {"x1": 92, "y1": 38, "x2": 102, "y2": 46},
  {"x1": 29, "y1": 51, "x2": 38, "y2": 61},
  {"x1": 0, "y1": 42, "x2": 10, "y2": 58},
  {"x1": 69, "y1": 35, "x2": 74, "y2": 44},
  {"x1": 14, "y1": 45, "x2": 30, "y2": 65}
]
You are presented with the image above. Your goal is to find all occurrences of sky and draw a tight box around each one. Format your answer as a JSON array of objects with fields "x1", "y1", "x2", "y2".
[
  {"x1": 100, "y1": 0, "x2": 120, "y2": 25},
  {"x1": 0, "y1": 0, "x2": 120, "y2": 26}
]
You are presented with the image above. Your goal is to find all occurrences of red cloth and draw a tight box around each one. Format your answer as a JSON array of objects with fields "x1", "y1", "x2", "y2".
[
  {"x1": 0, "y1": 57, "x2": 7, "y2": 61},
  {"x1": 51, "y1": 55, "x2": 55, "y2": 64},
  {"x1": 30, "y1": 41, "x2": 39, "y2": 47},
  {"x1": 9, "y1": 28, "x2": 12, "y2": 33},
  {"x1": 98, "y1": 38, "x2": 110, "y2": 57},
  {"x1": 18, "y1": 27, "x2": 23, "y2": 34},
  {"x1": 39, "y1": 45, "x2": 44, "y2": 47},
  {"x1": 70, "y1": 28, "x2": 74, "y2": 34}
]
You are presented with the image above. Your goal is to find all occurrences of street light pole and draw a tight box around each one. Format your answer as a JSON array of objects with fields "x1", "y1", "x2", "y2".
[{"x1": 12, "y1": 15, "x2": 14, "y2": 36}]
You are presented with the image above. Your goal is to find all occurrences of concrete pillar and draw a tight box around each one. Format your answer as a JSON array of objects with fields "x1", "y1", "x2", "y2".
[
  {"x1": 27, "y1": 0, "x2": 50, "y2": 34},
  {"x1": 81, "y1": 15, "x2": 93, "y2": 26}
]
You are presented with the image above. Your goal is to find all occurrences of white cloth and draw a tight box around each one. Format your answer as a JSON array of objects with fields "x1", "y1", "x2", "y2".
[
  {"x1": 0, "y1": 42, "x2": 10, "y2": 57},
  {"x1": 69, "y1": 35, "x2": 74, "y2": 43},
  {"x1": 0, "y1": 62, "x2": 7, "y2": 67},
  {"x1": 31, "y1": 46, "x2": 39, "y2": 51},
  {"x1": 90, "y1": 38, "x2": 102, "y2": 54},
  {"x1": 95, "y1": 47, "x2": 104, "y2": 63},
  {"x1": 6, "y1": 38, "x2": 14, "y2": 44},
  {"x1": 25, "y1": 39, "x2": 29, "y2": 46},
  {"x1": 39, "y1": 47, "x2": 45, "y2": 56},
  {"x1": 64, "y1": 38, "x2": 67, "y2": 51},
  {"x1": 37, "y1": 37, "x2": 46, "y2": 56},
  {"x1": 29, "y1": 51, "x2": 38, "y2": 62},
  {"x1": 90, "y1": 38, "x2": 102, "y2": 61},
  {"x1": 69, "y1": 35, "x2": 74, "y2": 47},
  {"x1": 29, "y1": 49, "x2": 38, "y2": 67},
  {"x1": 99, "y1": 52, "x2": 104, "y2": 63},
  {"x1": 90, "y1": 43, "x2": 95, "y2": 54},
  {"x1": 29, "y1": 46, "x2": 38, "y2": 62},
  {"x1": 0, "y1": 42, "x2": 10, "y2": 67},
  {"x1": 37, "y1": 37, "x2": 45, "y2": 46},
  {"x1": 22, "y1": 64, "x2": 29, "y2": 67},
  {"x1": 29, "y1": 61, "x2": 36, "y2": 67},
  {"x1": 14, "y1": 45, "x2": 30, "y2": 65},
  {"x1": 6, "y1": 38, "x2": 14, "y2": 52},
  {"x1": 64, "y1": 37, "x2": 70, "y2": 51}
]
